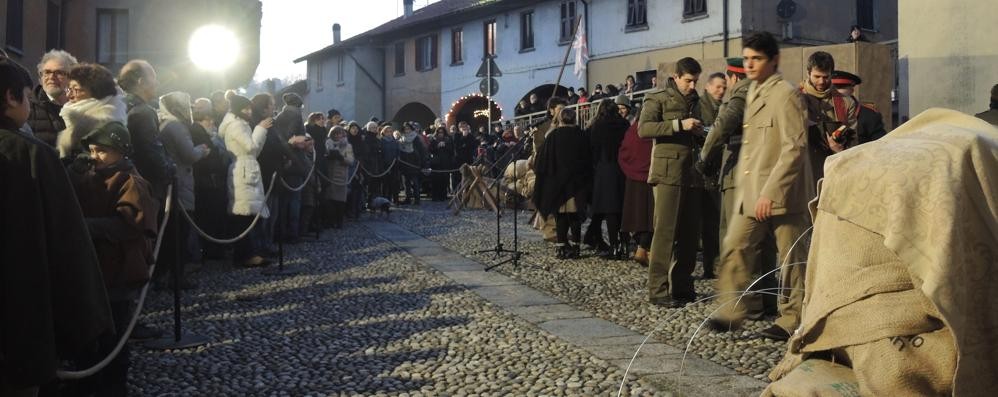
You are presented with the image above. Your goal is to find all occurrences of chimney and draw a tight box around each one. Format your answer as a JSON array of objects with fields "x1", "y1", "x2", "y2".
[
  {"x1": 403, "y1": 0, "x2": 414, "y2": 17},
  {"x1": 333, "y1": 23, "x2": 341, "y2": 44}
]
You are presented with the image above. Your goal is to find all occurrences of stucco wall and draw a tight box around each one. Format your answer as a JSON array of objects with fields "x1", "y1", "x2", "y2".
[
  {"x1": 0, "y1": 0, "x2": 55, "y2": 78},
  {"x1": 741, "y1": 0, "x2": 897, "y2": 45},
  {"x1": 385, "y1": 36, "x2": 441, "y2": 122},
  {"x1": 439, "y1": 1, "x2": 585, "y2": 123},
  {"x1": 898, "y1": 0, "x2": 997, "y2": 117}
]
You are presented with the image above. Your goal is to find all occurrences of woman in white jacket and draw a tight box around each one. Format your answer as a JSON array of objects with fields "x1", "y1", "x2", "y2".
[{"x1": 218, "y1": 95, "x2": 272, "y2": 267}]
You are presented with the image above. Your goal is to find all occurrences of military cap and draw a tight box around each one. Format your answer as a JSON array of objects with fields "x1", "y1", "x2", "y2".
[
  {"x1": 832, "y1": 70, "x2": 862, "y2": 87},
  {"x1": 725, "y1": 57, "x2": 745, "y2": 74}
]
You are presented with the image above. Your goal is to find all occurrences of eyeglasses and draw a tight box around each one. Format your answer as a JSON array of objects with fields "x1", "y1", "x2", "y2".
[{"x1": 42, "y1": 69, "x2": 68, "y2": 78}]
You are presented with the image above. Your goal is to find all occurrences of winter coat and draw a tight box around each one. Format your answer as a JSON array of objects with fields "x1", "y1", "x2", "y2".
[
  {"x1": 381, "y1": 135, "x2": 400, "y2": 166},
  {"x1": 159, "y1": 112, "x2": 209, "y2": 210},
  {"x1": 219, "y1": 113, "x2": 270, "y2": 217},
  {"x1": 191, "y1": 123, "x2": 229, "y2": 193},
  {"x1": 362, "y1": 131, "x2": 384, "y2": 175},
  {"x1": 124, "y1": 93, "x2": 176, "y2": 199},
  {"x1": 533, "y1": 125, "x2": 592, "y2": 217},
  {"x1": 70, "y1": 159, "x2": 158, "y2": 295},
  {"x1": 454, "y1": 133, "x2": 479, "y2": 165},
  {"x1": 430, "y1": 136, "x2": 456, "y2": 170},
  {"x1": 1, "y1": 127, "x2": 113, "y2": 387},
  {"x1": 398, "y1": 131, "x2": 428, "y2": 175},
  {"x1": 323, "y1": 138, "x2": 354, "y2": 202},
  {"x1": 306, "y1": 123, "x2": 328, "y2": 183},
  {"x1": 273, "y1": 105, "x2": 308, "y2": 175},
  {"x1": 27, "y1": 85, "x2": 65, "y2": 147},
  {"x1": 56, "y1": 94, "x2": 128, "y2": 158},
  {"x1": 617, "y1": 121, "x2": 651, "y2": 182},
  {"x1": 589, "y1": 116, "x2": 631, "y2": 214}
]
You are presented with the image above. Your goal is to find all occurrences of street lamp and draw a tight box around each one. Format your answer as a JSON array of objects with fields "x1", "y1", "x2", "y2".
[{"x1": 188, "y1": 25, "x2": 239, "y2": 71}]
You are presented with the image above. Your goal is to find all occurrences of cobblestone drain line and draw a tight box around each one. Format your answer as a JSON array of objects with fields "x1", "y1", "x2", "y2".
[{"x1": 367, "y1": 220, "x2": 767, "y2": 396}]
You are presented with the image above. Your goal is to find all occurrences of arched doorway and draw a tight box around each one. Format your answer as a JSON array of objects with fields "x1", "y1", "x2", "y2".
[
  {"x1": 446, "y1": 94, "x2": 502, "y2": 133},
  {"x1": 392, "y1": 102, "x2": 437, "y2": 128},
  {"x1": 516, "y1": 84, "x2": 570, "y2": 116}
]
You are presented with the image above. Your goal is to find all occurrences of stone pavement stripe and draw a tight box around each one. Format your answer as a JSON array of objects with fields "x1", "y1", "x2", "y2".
[{"x1": 366, "y1": 220, "x2": 768, "y2": 396}]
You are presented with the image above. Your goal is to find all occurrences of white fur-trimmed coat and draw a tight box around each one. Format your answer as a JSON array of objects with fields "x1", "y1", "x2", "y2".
[
  {"x1": 218, "y1": 113, "x2": 269, "y2": 217},
  {"x1": 56, "y1": 95, "x2": 128, "y2": 158}
]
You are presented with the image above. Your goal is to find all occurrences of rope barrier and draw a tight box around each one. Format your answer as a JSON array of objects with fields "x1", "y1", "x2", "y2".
[
  {"x1": 359, "y1": 158, "x2": 398, "y2": 178},
  {"x1": 277, "y1": 150, "x2": 319, "y2": 193},
  {"x1": 56, "y1": 184, "x2": 175, "y2": 380},
  {"x1": 315, "y1": 159, "x2": 362, "y2": 187},
  {"x1": 178, "y1": 172, "x2": 278, "y2": 244},
  {"x1": 396, "y1": 158, "x2": 464, "y2": 174}
]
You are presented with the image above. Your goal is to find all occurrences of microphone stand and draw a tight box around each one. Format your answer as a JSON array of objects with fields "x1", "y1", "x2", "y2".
[{"x1": 483, "y1": 125, "x2": 541, "y2": 271}]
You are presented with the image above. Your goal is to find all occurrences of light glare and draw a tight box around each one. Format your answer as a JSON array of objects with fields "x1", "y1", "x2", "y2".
[{"x1": 189, "y1": 25, "x2": 239, "y2": 71}]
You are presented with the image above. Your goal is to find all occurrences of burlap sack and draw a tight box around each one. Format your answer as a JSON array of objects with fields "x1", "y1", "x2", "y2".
[
  {"x1": 763, "y1": 359, "x2": 860, "y2": 397},
  {"x1": 767, "y1": 109, "x2": 996, "y2": 396}
]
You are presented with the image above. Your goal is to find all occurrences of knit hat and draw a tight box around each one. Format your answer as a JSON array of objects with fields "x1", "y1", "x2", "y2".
[
  {"x1": 81, "y1": 121, "x2": 132, "y2": 155},
  {"x1": 229, "y1": 95, "x2": 251, "y2": 114},
  {"x1": 282, "y1": 92, "x2": 303, "y2": 107}
]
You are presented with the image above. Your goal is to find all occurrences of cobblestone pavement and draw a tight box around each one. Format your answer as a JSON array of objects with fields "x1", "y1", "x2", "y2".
[
  {"x1": 130, "y1": 215, "x2": 664, "y2": 396},
  {"x1": 392, "y1": 203, "x2": 788, "y2": 381}
]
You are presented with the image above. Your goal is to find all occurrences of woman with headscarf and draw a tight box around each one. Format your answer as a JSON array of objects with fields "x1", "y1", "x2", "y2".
[
  {"x1": 532, "y1": 108, "x2": 592, "y2": 259},
  {"x1": 158, "y1": 91, "x2": 209, "y2": 288}
]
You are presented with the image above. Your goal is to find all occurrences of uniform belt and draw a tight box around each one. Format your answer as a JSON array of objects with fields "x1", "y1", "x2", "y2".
[{"x1": 654, "y1": 135, "x2": 695, "y2": 147}]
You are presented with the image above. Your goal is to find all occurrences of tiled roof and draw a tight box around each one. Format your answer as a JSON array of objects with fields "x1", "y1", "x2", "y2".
[{"x1": 294, "y1": 0, "x2": 511, "y2": 63}]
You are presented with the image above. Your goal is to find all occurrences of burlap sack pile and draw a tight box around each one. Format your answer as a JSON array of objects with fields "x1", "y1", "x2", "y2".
[{"x1": 765, "y1": 108, "x2": 998, "y2": 396}]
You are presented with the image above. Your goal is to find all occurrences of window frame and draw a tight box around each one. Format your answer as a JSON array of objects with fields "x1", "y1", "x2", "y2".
[
  {"x1": 559, "y1": 1, "x2": 578, "y2": 45},
  {"x1": 5, "y1": 0, "x2": 24, "y2": 54},
  {"x1": 483, "y1": 19, "x2": 497, "y2": 58},
  {"x1": 451, "y1": 27, "x2": 463, "y2": 65},
  {"x1": 336, "y1": 55, "x2": 345, "y2": 85},
  {"x1": 520, "y1": 10, "x2": 535, "y2": 52},
  {"x1": 46, "y1": 0, "x2": 63, "y2": 50},
  {"x1": 415, "y1": 34, "x2": 438, "y2": 72},
  {"x1": 314, "y1": 59, "x2": 324, "y2": 91},
  {"x1": 682, "y1": 0, "x2": 707, "y2": 19},
  {"x1": 394, "y1": 41, "x2": 406, "y2": 76},
  {"x1": 626, "y1": 0, "x2": 648, "y2": 30},
  {"x1": 96, "y1": 8, "x2": 129, "y2": 68},
  {"x1": 856, "y1": 0, "x2": 879, "y2": 32}
]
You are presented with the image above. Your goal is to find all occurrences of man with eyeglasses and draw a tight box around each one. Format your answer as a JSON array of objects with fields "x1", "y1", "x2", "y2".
[{"x1": 28, "y1": 50, "x2": 78, "y2": 146}]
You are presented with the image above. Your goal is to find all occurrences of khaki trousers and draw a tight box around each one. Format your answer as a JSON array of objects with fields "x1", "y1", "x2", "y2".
[
  {"x1": 648, "y1": 184, "x2": 702, "y2": 301},
  {"x1": 719, "y1": 187, "x2": 777, "y2": 315},
  {"x1": 716, "y1": 211, "x2": 810, "y2": 332}
]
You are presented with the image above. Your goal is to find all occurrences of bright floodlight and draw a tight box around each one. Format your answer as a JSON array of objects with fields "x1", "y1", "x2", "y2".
[{"x1": 189, "y1": 25, "x2": 239, "y2": 71}]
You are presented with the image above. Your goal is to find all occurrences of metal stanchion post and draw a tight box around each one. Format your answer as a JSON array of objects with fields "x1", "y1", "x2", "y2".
[
  {"x1": 263, "y1": 171, "x2": 298, "y2": 277},
  {"x1": 147, "y1": 178, "x2": 210, "y2": 350}
]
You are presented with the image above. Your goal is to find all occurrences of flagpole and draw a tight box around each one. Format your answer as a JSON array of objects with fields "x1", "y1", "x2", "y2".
[{"x1": 552, "y1": 16, "x2": 584, "y2": 99}]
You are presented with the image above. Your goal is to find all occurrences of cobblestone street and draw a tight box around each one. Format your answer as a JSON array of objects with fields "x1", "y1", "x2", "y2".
[{"x1": 131, "y1": 203, "x2": 769, "y2": 396}]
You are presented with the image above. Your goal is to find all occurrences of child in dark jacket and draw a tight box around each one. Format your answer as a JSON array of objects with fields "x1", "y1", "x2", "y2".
[{"x1": 69, "y1": 121, "x2": 158, "y2": 395}]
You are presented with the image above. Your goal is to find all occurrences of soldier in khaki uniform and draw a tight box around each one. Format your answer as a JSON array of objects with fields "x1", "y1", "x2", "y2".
[
  {"x1": 696, "y1": 72, "x2": 726, "y2": 279},
  {"x1": 637, "y1": 57, "x2": 704, "y2": 307},
  {"x1": 709, "y1": 32, "x2": 814, "y2": 340},
  {"x1": 702, "y1": 58, "x2": 777, "y2": 319}
]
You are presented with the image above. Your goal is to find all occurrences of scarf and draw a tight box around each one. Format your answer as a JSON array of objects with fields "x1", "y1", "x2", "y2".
[
  {"x1": 57, "y1": 95, "x2": 128, "y2": 158},
  {"x1": 800, "y1": 79, "x2": 832, "y2": 99},
  {"x1": 398, "y1": 131, "x2": 417, "y2": 153}
]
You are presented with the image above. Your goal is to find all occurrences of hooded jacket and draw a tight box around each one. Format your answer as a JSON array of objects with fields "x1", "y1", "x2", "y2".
[
  {"x1": 27, "y1": 85, "x2": 66, "y2": 147},
  {"x1": 158, "y1": 92, "x2": 209, "y2": 210}
]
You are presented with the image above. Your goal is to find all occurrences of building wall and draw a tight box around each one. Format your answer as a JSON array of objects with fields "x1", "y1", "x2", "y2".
[
  {"x1": 898, "y1": 0, "x2": 997, "y2": 117},
  {"x1": 587, "y1": 0, "x2": 743, "y2": 78},
  {"x1": 741, "y1": 0, "x2": 897, "y2": 45},
  {"x1": 61, "y1": 0, "x2": 261, "y2": 96},
  {"x1": 385, "y1": 35, "x2": 441, "y2": 122},
  {"x1": 305, "y1": 54, "x2": 357, "y2": 120},
  {"x1": 351, "y1": 47, "x2": 386, "y2": 121},
  {"x1": 0, "y1": 0, "x2": 62, "y2": 80},
  {"x1": 439, "y1": 1, "x2": 585, "y2": 123}
]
